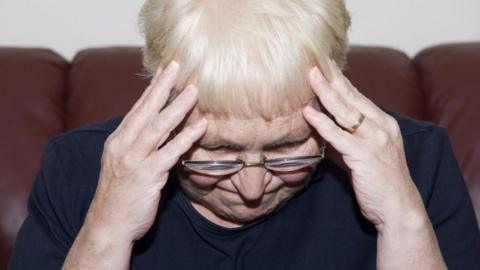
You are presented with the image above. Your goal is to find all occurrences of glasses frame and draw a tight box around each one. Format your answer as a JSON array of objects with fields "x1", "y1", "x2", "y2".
[{"x1": 181, "y1": 145, "x2": 326, "y2": 176}]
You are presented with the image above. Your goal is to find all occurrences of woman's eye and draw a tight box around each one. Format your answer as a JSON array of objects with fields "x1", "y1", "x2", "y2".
[
  {"x1": 282, "y1": 142, "x2": 301, "y2": 148},
  {"x1": 281, "y1": 139, "x2": 309, "y2": 149},
  {"x1": 267, "y1": 141, "x2": 304, "y2": 153}
]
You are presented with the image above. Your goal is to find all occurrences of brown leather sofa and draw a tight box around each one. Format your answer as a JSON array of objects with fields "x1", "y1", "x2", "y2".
[{"x1": 1, "y1": 43, "x2": 479, "y2": 268}]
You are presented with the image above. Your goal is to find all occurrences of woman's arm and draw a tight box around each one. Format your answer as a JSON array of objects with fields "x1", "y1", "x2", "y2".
[{"x1": 375, "y1": 186, "x2": 447, "y2": 270}]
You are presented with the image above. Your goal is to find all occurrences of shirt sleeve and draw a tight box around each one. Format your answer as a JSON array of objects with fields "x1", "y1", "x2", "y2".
[
  {"x1": 8, "y1": 137, "x2": 87, "y2": 270},
  {"x1": 411, "y1": 126, "x2": 480, "y2": 269}
]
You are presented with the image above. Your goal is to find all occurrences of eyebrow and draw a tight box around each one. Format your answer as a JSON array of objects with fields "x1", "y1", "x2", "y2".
[{"x1": 198, "y1": 127, "x2": 313, "y2": 150}]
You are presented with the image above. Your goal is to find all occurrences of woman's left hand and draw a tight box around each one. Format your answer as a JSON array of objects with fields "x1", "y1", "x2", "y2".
[{"x1": 302, "y1": 58, "x2": 427, "y2": 232}]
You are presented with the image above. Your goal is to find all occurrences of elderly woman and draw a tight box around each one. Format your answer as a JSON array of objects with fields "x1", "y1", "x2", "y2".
[{"x1": 8, "y1": 0, "x2": 480, "y2": 269}]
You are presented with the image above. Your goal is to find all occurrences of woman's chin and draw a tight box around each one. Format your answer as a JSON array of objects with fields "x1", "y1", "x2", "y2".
[
  {"x1": 206, "y1": 189, "x2": 292, "y2": 225},
  {"x1": 182, "y1": 179, "x2": 303, "y2": 227}
]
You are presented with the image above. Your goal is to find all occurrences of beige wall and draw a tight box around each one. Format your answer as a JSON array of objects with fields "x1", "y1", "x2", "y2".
[{"x1": 1, "y1": 0, "x2": 479, "y2": 60}]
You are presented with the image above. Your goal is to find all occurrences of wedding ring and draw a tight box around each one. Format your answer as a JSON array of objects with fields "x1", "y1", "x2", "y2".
[{"x1": 345, "y1": 112, "x2": 365, "y2": 134}]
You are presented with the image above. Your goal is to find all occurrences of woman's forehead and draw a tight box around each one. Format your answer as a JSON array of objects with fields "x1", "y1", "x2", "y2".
[{"x1": 190, "y1": 108, "x2": 314, "y2": 149}]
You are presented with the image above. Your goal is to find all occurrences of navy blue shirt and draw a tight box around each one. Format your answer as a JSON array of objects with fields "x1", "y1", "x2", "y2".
[{"x1": 8, "y1": 112, "x2": 480, "y2": 269}]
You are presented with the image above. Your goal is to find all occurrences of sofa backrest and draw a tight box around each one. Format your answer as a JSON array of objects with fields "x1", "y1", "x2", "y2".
[{"x1": 1, "y1": 44, "x2": 479, "y2": 268}]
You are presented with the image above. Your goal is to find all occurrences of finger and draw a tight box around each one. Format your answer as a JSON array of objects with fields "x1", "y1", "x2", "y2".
[
  {"x1": 137, "y1": 60, "x2": 180, "y2": 116},
  {"x1": 309, "y1": 66, "x2": 366, "y2": 133},
  {"x1": 114, "y1": 67, "x2": 162, "y2": 136},
  {"x1": 105, "y1": 67, "x2": 163, "y2": 148},
  {"x1": 302, "y1": 106, "x2": 354, "y2": 154},
  {"x1": 117, "y1": 61, "x2": 180, "y2": 143},
  {"x1": 120, "y1": 65, "x2": 165, "y2": 128},
  {"x1": 150, "y1": 118, "x2": 208, "y2": 172},
  {"x1": 131, "y1": 84, "x2": 199, "y2": 157},
  {"x1": 326, "y1": 58, "x2": 344, "y2": 81},
  {"x1": 326, "y1": 59, "x2": 384, "y2": 119},
  {"x1": 128, "y1": 67, "x2": 164, "y2": 113}
]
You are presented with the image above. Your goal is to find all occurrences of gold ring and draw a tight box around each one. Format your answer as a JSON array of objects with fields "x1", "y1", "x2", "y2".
[{"x1": 345, "y1": 113, "x2": 365, "y2": 134}]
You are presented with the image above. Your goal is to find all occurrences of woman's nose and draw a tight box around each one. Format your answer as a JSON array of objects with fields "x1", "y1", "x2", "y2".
[{"x1": 232, "y1": 166, "x2": 271, "y2": 202}]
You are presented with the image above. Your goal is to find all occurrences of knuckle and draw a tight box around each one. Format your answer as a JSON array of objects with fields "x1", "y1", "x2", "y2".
[
  {"x1": 178, "y1": 131, "x2": 196, "y2": 146},
  {"x1": 176, "y1": 124, "x2": 201, "y2": 141},
  {"x1": 334, "y1": 125, "x2": 345, "y2": 135},
  {"x1": 167, "y1": 97, "x2": 189, "y2": 117},
  {"x1": 104, "y1": 134, "x2": 115, "y2": 147},
  {"x1": 376, "y1": 115, "x2": 399, "y2": 131},
  {"x1": 345, "y1": 88, "x2": 359, "y2": 103},
  {"x1": 387, "y1": 116, "x2": 400, "y2": 132},
  {"x1": 118, "y1": 117, "x2": 136, "y2": 134},
  {"x1": 104, "y1": 136, "x2": 122, "y2": 154},
  {"x1": 345, "y1": 104, "x2": 357, "y2": 117},
  {"x1": 340, "y1": 99, "x2": 354, "y2": 116},
  {"x1": 134, "y1": 103, "x2": 151, "y2": 118},
  {"x1": 119, "y1": 153, "x2": 141, "y2": 169},
  {"x1": 130, "y1": 100, "x2": 152, "y2": 119},
  {"x1": 329, "y1": 87, "x2": 343, "y2": 101},
  {"x1": 338, "y1": 106, "x2": 356, "y2": 125},
  {"x1": 158, "y1": 105, "x2": 184, "y2": 126},
  {"x1": 148, "y1": 118, "x2": 165, "y2": 133},
  {"x1": 375, "y1": 129, "x2": 390, "y2": 146},
  {"x1": 331, "y1": 77, "x2": 348, "y2": 90},
  {"x1": 351, "y1": 85, "x2": 361, "y2": 95},
  {"x1": 164, "y1": 130, "x2": 196, "y2": 152},
  {"x1": 134, "y1": 165, "x2": 152, "y2": 180},
  {"x1": 326, "y1": 120, "x2": 343, "y2": 134},
  {"x1": 388, "y1": 122, "x2": 403, "y2": 144}
]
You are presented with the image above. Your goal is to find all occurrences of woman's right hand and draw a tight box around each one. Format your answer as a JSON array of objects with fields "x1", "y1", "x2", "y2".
[{"x1": 83, "y1": 60, "x2": 207, "y2": 244}]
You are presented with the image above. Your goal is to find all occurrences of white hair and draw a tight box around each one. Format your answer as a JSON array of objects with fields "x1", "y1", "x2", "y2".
[{"x1": 138, "y1": 0, "x2": 351, "y2": 119}]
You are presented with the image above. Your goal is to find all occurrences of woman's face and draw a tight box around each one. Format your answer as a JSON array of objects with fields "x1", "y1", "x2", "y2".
[{"x1": 178, "y1": 106, "x2": 323, "y2": 228}]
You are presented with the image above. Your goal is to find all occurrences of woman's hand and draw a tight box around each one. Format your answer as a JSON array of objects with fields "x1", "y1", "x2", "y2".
[
  {"x1": 302, "y1": 58, "x2": 447, "y2": 269},
  {"x1": 302, "y1": 59, "x2": 427, "y2": 232},
  {"x1": 83, "y1": 60, "x2": 207, "y2": 244},
  {"x1": 63, "y1": 61, "x2": 207, "y2": 270}
]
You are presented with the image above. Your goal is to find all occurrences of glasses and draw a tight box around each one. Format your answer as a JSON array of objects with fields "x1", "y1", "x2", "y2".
[{"x1": 181, "y1": 146, "x2": 326, "y2": 176}]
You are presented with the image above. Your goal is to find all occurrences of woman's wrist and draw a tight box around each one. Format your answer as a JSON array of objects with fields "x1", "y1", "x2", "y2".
[
  {"x1": 80, "y1": 221, "x2": 135, "y2": 251},
  {"x1": 375, "y1": 207, "x2": 446, "y2": 270},
  {"x1": 377, "y1": 207, "x2": 429, "y2": 237},
  {"x1": 62, "y1": 218, "x2": 134, "y2": 270},
  {"x1": 81, "y1": 206, "x2": 136, "y2": 249},
  {"x1": 375, "y1": 182, "x2": 429, "y2": 235}
]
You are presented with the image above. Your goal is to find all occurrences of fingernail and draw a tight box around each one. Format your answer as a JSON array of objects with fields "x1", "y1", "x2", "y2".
[
  {"x1": 193, "y1": 118, "x2": 207, "y2": 128},
  {"x1": 304, "y1": 105, "x2": 316, "y2": 116},
  {"x1": 310, "y1": 67, "x2": 324, "y2": 83},
  {"x1": 164, "y1": 60, "x2": 179, "y2": 74},
  {"x1": 151, "y1": 67, "x2": 163, "y2": 84},
  {"x1": 155, "y1": 66, "x2": 163, "y2": 77},
  {"x1": 330, "y1": 58, "x2": 338, "y2": 67}
]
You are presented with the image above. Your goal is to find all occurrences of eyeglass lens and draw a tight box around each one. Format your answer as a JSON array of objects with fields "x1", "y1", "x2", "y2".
[{"x1": 182, "y1": 155, "x2": 324, "y2": 176}]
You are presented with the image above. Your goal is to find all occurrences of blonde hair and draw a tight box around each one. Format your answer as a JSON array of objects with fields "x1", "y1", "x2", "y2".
[{"x1": 138, "y1": 0, "x2": 351, "y2": 119}]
